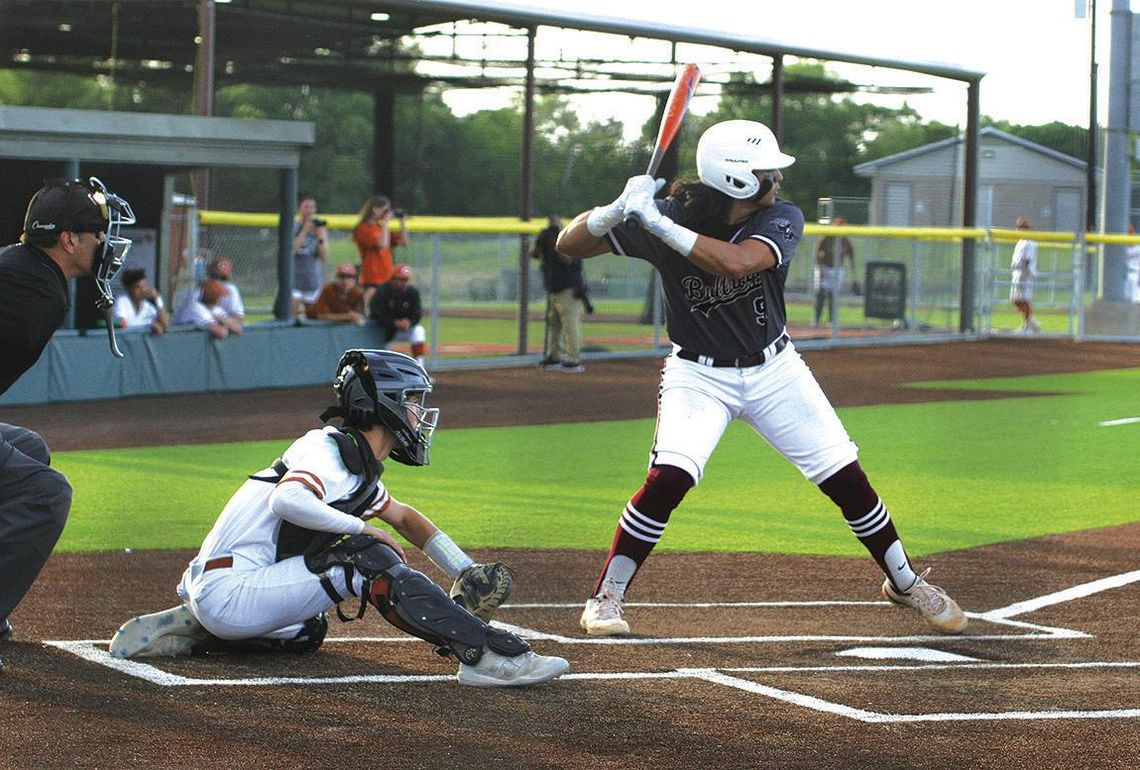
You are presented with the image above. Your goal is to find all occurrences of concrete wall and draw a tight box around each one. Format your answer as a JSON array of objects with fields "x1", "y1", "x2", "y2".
[{"x1": 0, "y1": 322, "x2": 390, "y2": 406}]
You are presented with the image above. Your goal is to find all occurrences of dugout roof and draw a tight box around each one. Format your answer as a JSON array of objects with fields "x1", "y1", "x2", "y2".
[{"x1": 0, "y1": 0, "x2": 984, "y2": 97}]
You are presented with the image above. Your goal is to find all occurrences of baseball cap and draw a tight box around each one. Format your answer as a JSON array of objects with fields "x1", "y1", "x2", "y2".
[
  {"x1": 335, "y1": 263, "x2": 358, "y2": 278},
  {"x1": 392, "y1": 263, "x2": 413, "y2": 280},
  {"x1": 22, "y1": 179, "x2": 109, "y2": 238}
]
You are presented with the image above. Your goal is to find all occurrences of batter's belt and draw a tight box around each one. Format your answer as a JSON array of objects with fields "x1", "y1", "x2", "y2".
[{"x1": 676, "y1": 333, "x2": 789, "y2": 368}]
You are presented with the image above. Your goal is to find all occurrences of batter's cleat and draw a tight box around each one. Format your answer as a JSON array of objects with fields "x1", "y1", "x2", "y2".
[
  {"x1": 109, "y1": 603, "x2": 211, "y2": 658},
  {"x1": 0, "y1": 617, "x2": 12, "y2": 643},
  {"x1": 580, "y1": 591, "x2": 630, "y2": 636},
  {"x1": 450, "y1": 562, "x2": 515, "y2": 623},
  {"x1": 457, "y1": 649, "x2": 570, "y2": 687},
  {"x1": 882, "y1": 568, "x2": 968, "y2": 635}
]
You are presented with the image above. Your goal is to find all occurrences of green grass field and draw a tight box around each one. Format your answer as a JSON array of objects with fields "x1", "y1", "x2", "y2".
[{"x1": 53, "y1": 367, "x2": 1140, "y2": 556}]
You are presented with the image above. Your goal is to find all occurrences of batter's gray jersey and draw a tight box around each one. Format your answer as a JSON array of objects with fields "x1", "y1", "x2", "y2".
[{"x1": 607, "y1": 196, "x2": 804, "y2": 357}]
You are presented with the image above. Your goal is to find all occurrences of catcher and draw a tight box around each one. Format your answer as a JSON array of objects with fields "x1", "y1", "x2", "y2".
[{"x1": 109, "y1": 349, "x2": 568, "y2": 687}]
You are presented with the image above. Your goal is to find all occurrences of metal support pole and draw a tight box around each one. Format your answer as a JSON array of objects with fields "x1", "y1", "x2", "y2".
[
  {"x1": 517, "y1": 26, "x2": 537, "y2": 356},
  {"x1": 771, "y1": 54, "x2": 784, "y2": 141},
  {"x1": 1087, "y1": 0, "x2": 1099, "y2": 233},
  {"x1": 1101, "y1": 0, "x2": 1131, "y2": 300},
  {"x1": 959, "y1": 79, "x2": 981, "y2": 332},
  {"x1": 275, "y1": 167, "x2": 297, "y2": 321}
]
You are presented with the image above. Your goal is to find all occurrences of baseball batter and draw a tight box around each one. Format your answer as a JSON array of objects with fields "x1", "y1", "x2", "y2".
[
  {"x1": 110, "y1": 350, "x2": 568, "y2": 687},
  {"x1": 557, "y1": 119, "x2": 967, "y2": 637}
]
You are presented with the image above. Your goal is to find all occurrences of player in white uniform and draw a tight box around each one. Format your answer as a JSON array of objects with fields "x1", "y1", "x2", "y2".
[
  {"x1": 109, "y1": 350, "x2": 568, "y2": 687},
  {"x1": 1009, "y1": 216, "x2": 1040, "y2": 333},
  {"x1": 558, "y1": 120, "x2": 967, "y2": 638}
]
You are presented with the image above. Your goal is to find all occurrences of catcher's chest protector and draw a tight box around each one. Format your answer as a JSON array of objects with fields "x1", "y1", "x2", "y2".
[{"x1": 248, "y1": 428, "x2": 382, "y2": 561}]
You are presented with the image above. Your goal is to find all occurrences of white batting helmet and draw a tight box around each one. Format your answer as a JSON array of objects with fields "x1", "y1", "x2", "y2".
[{"x1": 696, "y1": 120, "x2": 795, "y2": 199}]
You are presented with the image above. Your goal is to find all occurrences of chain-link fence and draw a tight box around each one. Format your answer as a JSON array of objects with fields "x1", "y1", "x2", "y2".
[{"x1": 170, "y1": 215, "x2": 1138, "y2": 365}]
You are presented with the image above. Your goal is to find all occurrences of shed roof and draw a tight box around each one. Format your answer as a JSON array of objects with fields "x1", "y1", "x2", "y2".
[{"x1": 853, "y1": 127, "x2": 1087, "y2": 177}]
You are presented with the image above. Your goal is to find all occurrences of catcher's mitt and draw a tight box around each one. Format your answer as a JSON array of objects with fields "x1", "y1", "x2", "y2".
[{"x1": 450, "y1": 562, "x2": 515, "y2": 622}]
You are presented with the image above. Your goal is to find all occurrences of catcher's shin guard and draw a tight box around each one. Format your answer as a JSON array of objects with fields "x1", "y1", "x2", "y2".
[
  {"x1": 369, "y1": 567, "x2": 528, "y2": 664},
  {"x1": 305, "y1": 535, "x2": 529, "y2": 664}
]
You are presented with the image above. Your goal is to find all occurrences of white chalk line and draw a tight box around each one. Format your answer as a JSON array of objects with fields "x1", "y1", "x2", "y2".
[
  {"x1": 1099, "y1": 416, "x2": 1140, "y2": 427},
  {"x1": 981, "y1": 569, "x2": 1140, "y2": 621},
  {"x1": 44, "y1": 569, "x2": 1140, "y2": 721},
  {"x1": 686, "y1": 669, "x2": 1140, "y2": 723},
  {"x1": 51, "y1": 640, "x2": 1140, "y2": 724}
]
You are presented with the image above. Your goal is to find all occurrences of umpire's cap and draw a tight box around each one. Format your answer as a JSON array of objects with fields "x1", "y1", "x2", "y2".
[{"x1": 22, "y1": 179, "x2": 109, "y2": 240}]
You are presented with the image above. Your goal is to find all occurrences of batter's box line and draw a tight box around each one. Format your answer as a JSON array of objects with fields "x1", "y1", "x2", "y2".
[
  {"x1": 42, "y1": 640, "x2": 1140, "y2": 723},
  {"x1": 681, "y1": 668, "x2": 1140, "y2": 723}
]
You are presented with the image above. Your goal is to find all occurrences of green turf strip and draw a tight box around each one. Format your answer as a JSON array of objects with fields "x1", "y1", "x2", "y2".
[{"x1": 52, "y1": 368, "x2": 1140, "y2": 555}]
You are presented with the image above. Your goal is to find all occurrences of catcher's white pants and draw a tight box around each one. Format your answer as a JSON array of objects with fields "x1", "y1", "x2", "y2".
[
  {"x1": 178, "y1": 555, "x2": 363, "y2": 640},
  {"x1": 652, "y1": 341, "x2": 859, "y2": 485}
]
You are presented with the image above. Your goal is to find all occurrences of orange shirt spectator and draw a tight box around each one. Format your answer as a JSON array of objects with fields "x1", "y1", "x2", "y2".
[
  {"x1": 352, "y1": 195, "x2": 408, "y2": 308},
  {"x1": 306, "y1": 263, "x2": 366, "y2": 325}
]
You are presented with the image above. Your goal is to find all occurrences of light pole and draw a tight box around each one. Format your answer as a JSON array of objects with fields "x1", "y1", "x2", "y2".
[{"x1": 1087, "y1": 0, "x2": 1098, "y2": 234}]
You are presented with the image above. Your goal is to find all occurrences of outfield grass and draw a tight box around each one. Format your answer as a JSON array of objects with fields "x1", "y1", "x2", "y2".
[{"x1": 53, "y1": 368, "x2": 1140, "y2": 555}]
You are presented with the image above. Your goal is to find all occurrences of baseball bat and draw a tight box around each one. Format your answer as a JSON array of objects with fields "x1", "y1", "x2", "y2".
[
  {"x1": 624, "y1": 63, "x2": 701, "y2": 228},
  {"x1": 645, "y1": 62, "x2": 701, "y2": 178}
]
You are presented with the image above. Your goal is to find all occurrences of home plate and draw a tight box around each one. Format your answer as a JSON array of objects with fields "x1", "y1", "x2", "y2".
[{"x1": 835, "y1": 646, "x2": 980, "y2": 662}]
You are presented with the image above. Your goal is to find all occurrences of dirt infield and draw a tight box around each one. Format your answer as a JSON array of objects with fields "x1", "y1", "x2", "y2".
[{"x1": 2, "y1": 338, "x2": 1139, "y2": 769}]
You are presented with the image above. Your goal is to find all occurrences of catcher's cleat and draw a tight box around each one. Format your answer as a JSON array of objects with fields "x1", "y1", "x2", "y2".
[
  {"x1": 881, "y1": 568, "x2": 967, "y2": 635},
  {"x1": 457, "y1": 649, "x2": 569, "y2": 687},
  {"x1": 580, "y1": 591, "x2": 630, "y2": 636},
  {"x1": 450, "y1": 562, "x2": 515, "y2": 622},
  {"x1": 109, "y1": 603, "x2": 212, "y2": 658}
]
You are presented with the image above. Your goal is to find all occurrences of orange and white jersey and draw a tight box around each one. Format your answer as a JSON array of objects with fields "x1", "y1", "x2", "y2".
[{"x1": 189, "y1": 427, "x2": 388, "y2": 570}]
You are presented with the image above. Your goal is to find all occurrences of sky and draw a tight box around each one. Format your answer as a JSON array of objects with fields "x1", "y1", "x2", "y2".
[{"x1": 426, "y1": 0, "x2": 1136, "y2": 136}]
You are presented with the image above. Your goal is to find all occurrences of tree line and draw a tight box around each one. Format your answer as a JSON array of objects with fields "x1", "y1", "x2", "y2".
[{"x1": 0, "y1": 64, "x2": 1090, "y2": 218}]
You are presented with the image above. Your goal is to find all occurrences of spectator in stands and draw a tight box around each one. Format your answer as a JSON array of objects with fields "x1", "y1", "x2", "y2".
[
  {"x1": 369, "y1": 263, "x2": 425, "y2": 364},
  {"x1": 113, "y1": 267, "x2": 170, "y2": 335},
  {"x1": 306, "y1": 263, "x2": 366, "y2": 325},
  {"x1": 352, "y1": 195, "x2": 409, "y2": 314},
  {"x1": 203, "y1": 258, "x2": 245, "y2": 330},
  {"x1": 292, "y1": 193, "x2": 329, "y2": 320},
  {"x1": 174, "y1": 278, "x2": 243, "y2": 339}
]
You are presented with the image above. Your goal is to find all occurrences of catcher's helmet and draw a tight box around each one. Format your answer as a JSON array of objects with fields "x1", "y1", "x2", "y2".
[
  {"x1": 324, "y1": 349, "x2": 439, "y2": 466},
  {"x1": 696, "y1": 120, "x2": 795, "y2": 200}
]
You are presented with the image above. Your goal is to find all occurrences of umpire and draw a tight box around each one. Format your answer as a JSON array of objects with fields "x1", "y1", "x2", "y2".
[{"x1": 0, "y1": 178, "x2": 135, "y2": 670}]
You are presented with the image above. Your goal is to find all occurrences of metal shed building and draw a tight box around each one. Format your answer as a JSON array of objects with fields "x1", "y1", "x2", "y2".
[{"x1": 854, "y1": 127, "x2": 1090, "y2": 233}]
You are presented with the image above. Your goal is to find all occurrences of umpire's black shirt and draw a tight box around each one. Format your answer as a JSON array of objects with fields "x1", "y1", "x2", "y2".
[{"x1": 0, "y1": 242, "x2": 70, "y2": 395}]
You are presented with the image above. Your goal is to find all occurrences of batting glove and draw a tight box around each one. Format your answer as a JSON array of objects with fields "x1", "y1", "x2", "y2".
[
  {"x1": 623, "y1": 194, "x2": 698, "y2": 256},
  {"x1": 586, "y1": 175, "x2": 666, "y2": 237}
]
